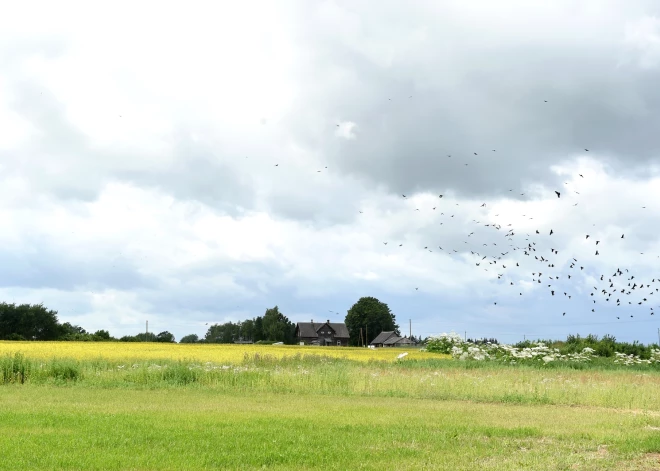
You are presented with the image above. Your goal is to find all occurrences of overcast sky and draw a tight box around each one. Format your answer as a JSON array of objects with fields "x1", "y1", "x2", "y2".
[{"x1": 2, "y1": 0, "x2": 660, "y2": 344}]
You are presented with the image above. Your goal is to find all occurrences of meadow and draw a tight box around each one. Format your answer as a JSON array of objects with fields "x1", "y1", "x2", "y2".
[{"x1": 1, "y1": 342, "x2": 660, "y2": 470}]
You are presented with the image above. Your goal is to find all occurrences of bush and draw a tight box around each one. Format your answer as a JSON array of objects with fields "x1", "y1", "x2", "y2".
[
  {"x1": 425, "y1": 332, "x2": 464, "y2": 354},
  {"x1": 3, "y1": 333, "x2": 26, "y2": 341}
]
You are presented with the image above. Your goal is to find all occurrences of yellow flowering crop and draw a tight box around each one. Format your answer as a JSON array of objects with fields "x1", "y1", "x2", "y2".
[{"x1": 0, "y1": 341, "x2": 445, "y2": 363}]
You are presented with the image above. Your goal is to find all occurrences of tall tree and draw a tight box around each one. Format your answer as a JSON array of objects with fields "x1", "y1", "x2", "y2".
[
  {"x1": 345, "y1": 297, "x2": 399, "y2": 346},
  {"x1": 204, "y1": 322, "x2": 240, "y2": 343},
  {"x1": 240, "y1": 319, "x2": 255, "y2": 341},
  {"x1": 262, "y1": 306, "x2": 295, "y2": 344},
  {"x1": 0, "y1": 302, "x2": 61, "y2": 341},
  {"x1": 254, "y1": 316, "x2": 264, "y2": 342}
]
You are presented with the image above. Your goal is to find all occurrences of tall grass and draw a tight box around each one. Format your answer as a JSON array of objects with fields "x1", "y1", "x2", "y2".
[{"x1": 3, "y1": 352, "x2": 660, "y2": 410}]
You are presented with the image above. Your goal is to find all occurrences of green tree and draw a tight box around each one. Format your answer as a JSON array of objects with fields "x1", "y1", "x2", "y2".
[
  {"x1": 345, "y1": 297, "x2": 399, "y2": 346},
  {"x1": 179, "y1": 334, "x2": 199, "y2": 343},
  {"x1": 253, "y1": 316, "x2": 264, "y2": 342},
  {"x1": 262, "y1": 306, "x2": 295, "y2": 344},
  {"x1": 134, "y1": 332, "x2": 157, "y2": 342},
  {"x1": 59, "y1": 322, "x2": 88, "y2": 338},
  {"x1": 204, "y1": 322, "x2": 240, "y2": 343},
  {"x1": 92, "y1": 330, "x2": 112, "y2": 341},
  {"x1": 240, "y1": 319, "x2": 255, "y2": 341},
  {"x1": 0, "y1": 302, "x2": 61, "y2": 341},
  {"x1": 156, "y1": 331, "x2": 175, "y2": 343}
]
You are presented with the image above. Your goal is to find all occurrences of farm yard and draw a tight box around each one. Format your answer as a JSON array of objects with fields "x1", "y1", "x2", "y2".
[{"x1": 2, "y1": 342, "x2": 660, "y2": 470}]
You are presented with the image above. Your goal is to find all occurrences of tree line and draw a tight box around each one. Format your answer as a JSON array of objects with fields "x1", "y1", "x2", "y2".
[
  {"x1": 0, "y1": 302, "x2": 176, "y2": 342},
  {"x1": 181, "y1": 306, "x2": 296, "y2": 344},
  {"x1": 0, "y1": 297, "x2": 416, "y2": 346},
  {"x1": 0, "y1": 302, "x2": 298, "y2": 344}
]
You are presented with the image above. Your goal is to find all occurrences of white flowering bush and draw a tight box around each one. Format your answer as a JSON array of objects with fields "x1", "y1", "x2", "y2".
[
  {"x1": 428, "y1": 337, "x2": 596, "y2": 366},
  {"x1": 425, "y1": 332, "x2": 465, "y2": 354},
  {"x1": 613, "y1": 349, "x2": 660, "y2": 366},
  {"x1": 425, "y1": 334, "x2": 660, "y2": 367}
]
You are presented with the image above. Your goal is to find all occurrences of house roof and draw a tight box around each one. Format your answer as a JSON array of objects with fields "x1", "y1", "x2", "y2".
[
  {"x1": 383, "y1": 335, "x2": 403, "y2": 345},
  {"x1": 370, "y1": 331, "x2": 398, "y2": 345},
  {"x1": 296, "y1": 321, "x2": 350, "y2": 339},
  {"x1": 394, "y1": 337, "x2": 416, "y2": 345}
]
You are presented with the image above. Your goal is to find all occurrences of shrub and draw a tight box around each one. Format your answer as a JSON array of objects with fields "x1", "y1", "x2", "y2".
[{"x1": 425, "y1": 332, "x2": 465, "y2": 354}]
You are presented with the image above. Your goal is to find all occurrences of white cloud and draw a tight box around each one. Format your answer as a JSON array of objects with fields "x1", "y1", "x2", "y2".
[
  {"x1": 335, "y1": 121, "x2": 357, "y2": 140},
  {"x1": 625, "y1": 16, "x2": 660, "y2": 68},
  {"x1": 0, "y1": 1, "x2": 659, "y2": 344}
]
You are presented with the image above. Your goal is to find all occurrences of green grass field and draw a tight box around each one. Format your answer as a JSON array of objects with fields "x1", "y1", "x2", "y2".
[{"x1": 1, "y1": 347, "x2": 660, "y2": 470}]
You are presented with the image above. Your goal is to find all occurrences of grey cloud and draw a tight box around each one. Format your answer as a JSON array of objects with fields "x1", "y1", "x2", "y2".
[
  {"x1": 0, "y1": 238, "x2": 157, "y2": 292},
  {"x1": 280, "y1": 1, "x2": 660, "y2": 200},
  {"x1": 2, "y1": 78, "x2": 259, "y2": 214}
]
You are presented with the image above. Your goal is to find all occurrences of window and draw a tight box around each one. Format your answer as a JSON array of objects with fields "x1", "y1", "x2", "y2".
[{"x1": 337, "y1": 340, "x2": 341, "y2": 346}]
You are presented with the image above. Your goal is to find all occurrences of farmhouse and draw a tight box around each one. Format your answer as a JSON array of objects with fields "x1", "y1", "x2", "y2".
[
  {"x1": 370, "y1": 331, "x2": 416, "y2": 348},
  {"x1": 295, "y1": 320, "x2": 350, "y2": 346}
]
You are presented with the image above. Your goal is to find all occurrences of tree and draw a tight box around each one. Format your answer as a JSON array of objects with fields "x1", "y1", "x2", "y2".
[
  {"x1": 253, "y1": 316, "x2": 264, "y2": 342},
  {"x1": 240, "y1": 319, "x2": 255, "y2": 341},
  {"x1": 156, "y1": 331, "x2": 175, "y2": 343},
  {"x1": 262, "y1": 306, "x2": 295, "y2": 344},
  {"x1": 0, "y1": 302, "x2": 61, "y2": 341},
  {"x1": 180, "y1": 334, "x2": 199, "y2": 344},
  {"x1": 93, "y1": 330, "x2": 112, "y2": 341},
  {"x1": 345, "y1": 297, "x2": 399, "y2": 346},
  {"x1": 204, "y1": 322, "x2": 240, "y2": 343},
  {"x1": 59, "y1": 322, "x2": 88, "y2": 338},
  {"x1": 134, "y1": 332, "x2": 157, "y2": 342}
]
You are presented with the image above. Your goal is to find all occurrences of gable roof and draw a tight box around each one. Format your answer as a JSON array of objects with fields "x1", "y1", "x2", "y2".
[
  {"x1": 392, "y1": 337, "x2": 416, "y2": 345},
  {"x1": 370, "y1": 331, "x2": 398, "y2": 345},
  {"x1": 296, "y1": 321, "x2": 350, "y2": 339},
  {"x1": 383, "y1": 335, "x2": 404, "y2": 345}
]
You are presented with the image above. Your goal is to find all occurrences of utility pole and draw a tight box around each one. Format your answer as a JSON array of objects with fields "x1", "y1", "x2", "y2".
[
  {"x1": 366, "y1": 326, "x2": 368, "y2": 347},
  {"x1": 657, "y1": 327, "x2": 659, "y2": 347},
  {"x1": 464, "y1": 331, "x2": 467, "y2": 342},
  {"x1": 409, "y1": 319, "x2": 411, "y2": 338},
  {"x1": 146, "y1": 320, "x2": 148, "y2": 342}
]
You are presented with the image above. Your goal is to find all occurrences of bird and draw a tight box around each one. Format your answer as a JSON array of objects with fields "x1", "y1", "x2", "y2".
[{"x1": 555, "y1": 191, "x2": 560, "y2": 198}]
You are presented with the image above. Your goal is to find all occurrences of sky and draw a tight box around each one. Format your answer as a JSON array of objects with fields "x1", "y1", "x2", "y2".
[{"x1": 1, "y1": 0, "x2": 660, "y2": 344}]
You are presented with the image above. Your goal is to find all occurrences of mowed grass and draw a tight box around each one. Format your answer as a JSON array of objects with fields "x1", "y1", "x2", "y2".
[
  {"x1": 2, "y1": 387, "x2": 660, "y2": 470},
  {"x1": 1, "y1": 343, "x2": 660, "y2": 470}
]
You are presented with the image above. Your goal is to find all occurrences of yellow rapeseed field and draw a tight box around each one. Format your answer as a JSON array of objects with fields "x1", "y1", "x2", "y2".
[{"x1": 0, "y1": 341, "x2": 444, "y2": 363}]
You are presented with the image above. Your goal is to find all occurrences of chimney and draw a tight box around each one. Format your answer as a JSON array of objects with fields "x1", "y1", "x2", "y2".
[
  {"x1": 327, "y1": 319, "x2": 330, "y2": 324},
  {"x1": 311, "y1": 319, "x2": 313, "y2": 323}
]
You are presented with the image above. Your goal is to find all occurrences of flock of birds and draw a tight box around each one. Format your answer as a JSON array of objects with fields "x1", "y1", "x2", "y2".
[
  {"x1": 289, "y1": 99, "x2": 657, "y2": 323},
  {"x1": 391, "y1": 183, "x2": 658, "y2": 320},
  {"x1": 259, "y1": 97, "x2": 659, "y2": 323}
]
